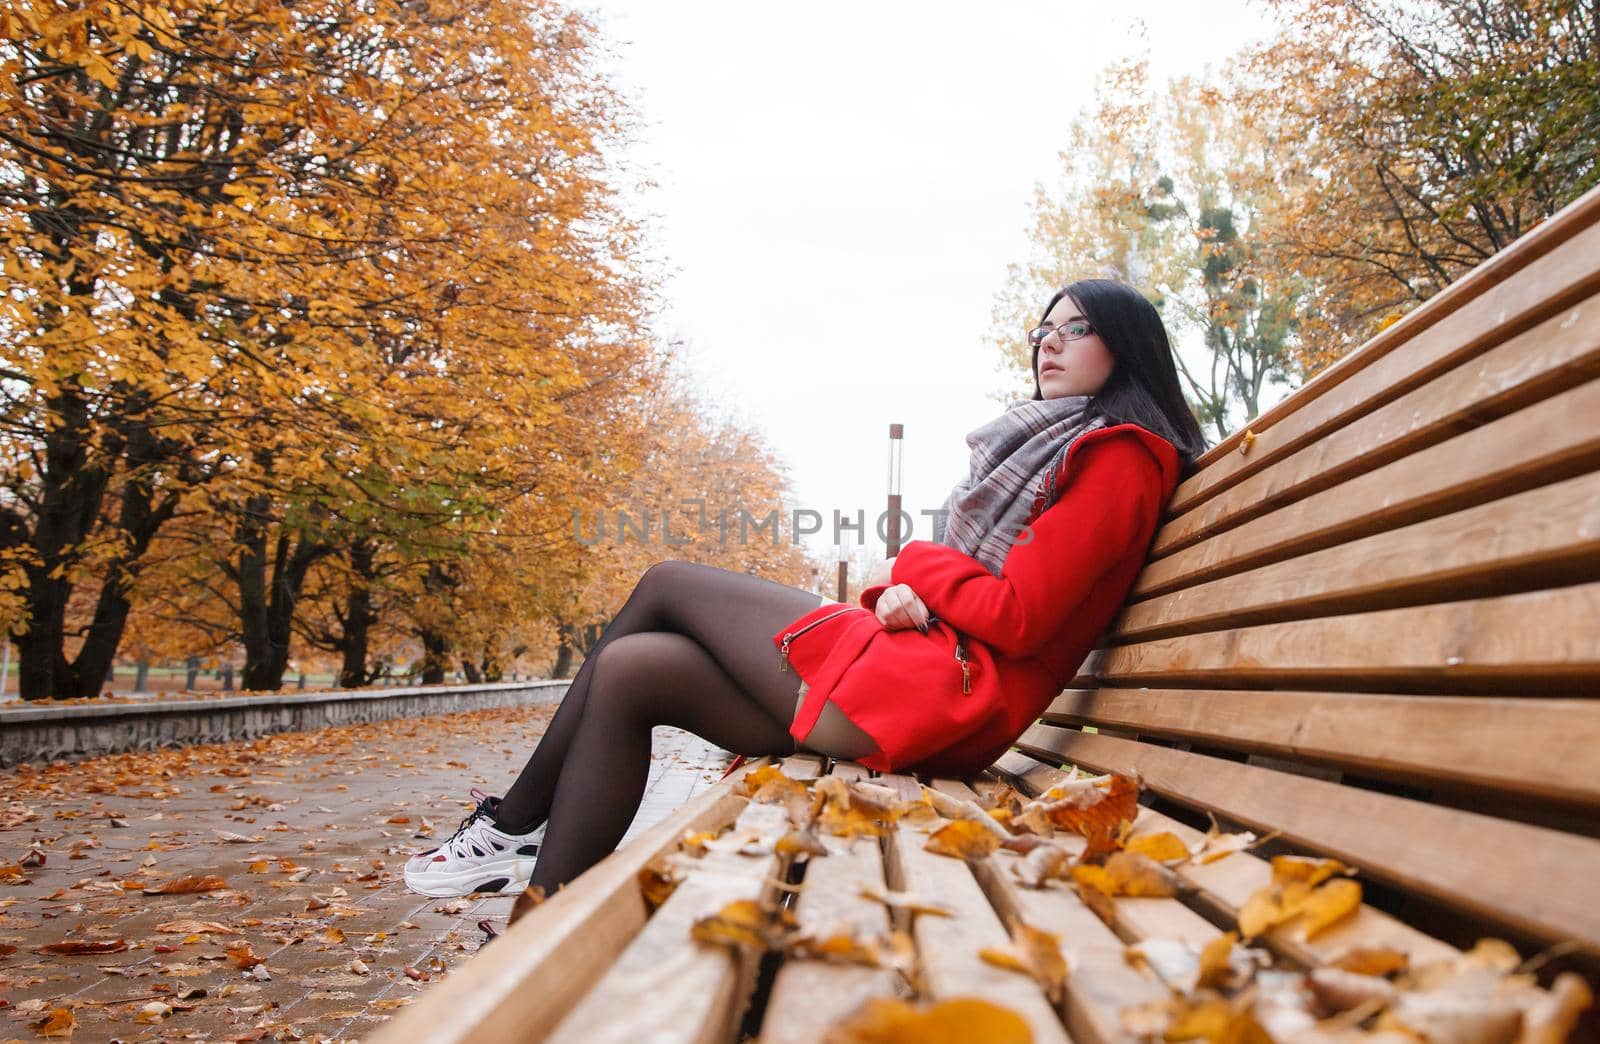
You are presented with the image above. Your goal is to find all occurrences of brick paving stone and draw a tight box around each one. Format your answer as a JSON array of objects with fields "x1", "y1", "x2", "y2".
[{"x1": 0, "y1": 704, "x2": 734, "y2": 1041}]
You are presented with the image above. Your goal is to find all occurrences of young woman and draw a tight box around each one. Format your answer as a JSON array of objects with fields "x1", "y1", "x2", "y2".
[{"x1": 403, "y1": 278, "x2": 1207, "y2": 899}]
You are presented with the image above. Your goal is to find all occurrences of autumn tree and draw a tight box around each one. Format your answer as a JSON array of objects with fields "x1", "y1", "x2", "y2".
[
  {"x1": 1239, "y1": 0, "x2": 1600, "y2": 367},
  {"x1": 990, "y1": 58, "x2": 1297, "y2": 441},
  {"x1": 534, "y1": 358, "x2": 812, "y2": 682},
  {"x1": 1, "y1": 0, "x2": 654, "y2": 697}
]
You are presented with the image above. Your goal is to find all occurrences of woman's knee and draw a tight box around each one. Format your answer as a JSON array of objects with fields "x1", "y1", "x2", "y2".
[
  {"x1": 587, "y1": 632, "x2": 687, "y2": 719},
  {"x1": 632, "y1": 560, "x2": 702, "y2": 613}
]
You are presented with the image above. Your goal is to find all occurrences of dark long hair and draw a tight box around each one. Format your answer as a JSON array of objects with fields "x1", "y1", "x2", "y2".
[{"x1": 1031, "y1": 279, "x2": 1208, "y2": 481}]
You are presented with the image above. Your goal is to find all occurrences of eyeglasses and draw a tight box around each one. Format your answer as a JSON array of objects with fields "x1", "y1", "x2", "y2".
[{"x1": 1026, "y1": 318, "x2": 1095, "y2": 348}]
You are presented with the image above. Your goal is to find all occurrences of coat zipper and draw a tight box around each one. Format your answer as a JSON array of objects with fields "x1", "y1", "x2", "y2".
[
  {"x1": 781, "y1": 605, "x2": 974, "y2": 694},
  {"x1": 778, "y1": 606, "x2": 856, "y2": 672}
]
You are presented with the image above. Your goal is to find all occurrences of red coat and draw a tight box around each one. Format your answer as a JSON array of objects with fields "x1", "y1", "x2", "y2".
[{"x1": 771, "y1": 422, "x2": 1181, "y2": 778}]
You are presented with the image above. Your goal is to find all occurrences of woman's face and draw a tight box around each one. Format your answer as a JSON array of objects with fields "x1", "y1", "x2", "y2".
[{"x1": 1036, "y1": 294, "x2": 1115, "y2": 399}]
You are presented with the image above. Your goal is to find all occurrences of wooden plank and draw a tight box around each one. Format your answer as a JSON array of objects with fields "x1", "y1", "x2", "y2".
[
  {"x1": 1128, "y1": 456, "x2": 1600, "y2": 638},
  {"x1": 547, "y1": 794, "x2": 795, "y2": 1043},
  {"x1": 1012, "y1": 726, "x2": 1600, "y2": 954},
  {"x1": 1134, "y1": 362, "x2": 1600, "y2": 605},
  {"x1": 1166, "y1": 190, "x2": 1600, "y2": 521},
  {"x1": 990, "y1": 751, "x2": 1461, "y2": 971},
  {"x1": 878, "y1": 773, "x2": 1072, "y2": 1043},
  {"x1": 367, "y1": 757, "x2": 762, "y2": 1044},
  {"x1": 1083, "y1": 579, "x2": 1600, "y2": 695},
  {"x1": 760, "y1": 761, "x2": 900, "y2": 1044},
  {"x1": 1041, "y1": 688, "x2": 1600, "y2": 807},
  {"x1": 927, "y1": 778, "x2": 1176, "y2": 1044},
  {"x1": 928, "y1": 779, "x2": 1218, "y2": 950}
]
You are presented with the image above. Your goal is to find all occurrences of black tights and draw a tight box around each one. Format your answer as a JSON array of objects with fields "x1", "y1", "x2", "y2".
[{"x1": 494, "y1": 560, "x2": 828, "y2": 893}]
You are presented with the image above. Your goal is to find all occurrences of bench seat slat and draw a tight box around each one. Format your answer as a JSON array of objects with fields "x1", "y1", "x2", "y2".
[
  {"x1": 1011, "y1": 726, "x2": 1600, "y2": 954},
  {"x1": 1082, "y1": 579, "x2": 1600, "y2": 694},
  {"x1": 1039, "y1": 688, "x2": 1600, "y2": 807},
  {"x1": 547, "y1": 793, "x2": 796, "y2": 1043},
  {"x1": 879, "y1": 773, "x2": 1072, "y2": 1043},
  {"x1": 365, "y1": 757, "x2": 763, "y2": 1044},
  {"x1": 929, "y1": 778, "x2": 1170, "y2": 1044},
  {"x1": 1161, "y1": 202, "x2": 1600, "y2": 528},
  {"x1": 759, "y1": 760, "x2": 901, "y2": 1044}
]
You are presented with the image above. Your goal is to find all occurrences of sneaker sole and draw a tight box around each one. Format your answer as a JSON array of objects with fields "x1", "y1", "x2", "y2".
[{"x1": 404, "y1": 857, "x2": 536, "y2": 898}]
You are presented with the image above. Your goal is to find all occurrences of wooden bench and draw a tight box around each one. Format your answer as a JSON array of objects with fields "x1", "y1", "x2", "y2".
[{"x1": 371, "y1": 183, "x2": 1600, "y2": 1042}]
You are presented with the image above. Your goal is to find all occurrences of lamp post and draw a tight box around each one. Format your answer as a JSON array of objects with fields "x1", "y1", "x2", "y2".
[
  {"x1": 886, "y1": 423, "x2": 904, "y2": 556},
  {"x1": 836, "y1": 533, "x2": 850, "y2": 603}
]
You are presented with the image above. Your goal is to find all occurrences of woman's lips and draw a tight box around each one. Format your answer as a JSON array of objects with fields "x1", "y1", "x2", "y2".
[{"x1": 1040, "y1": 363, "x2": 1064, "y2": 374}]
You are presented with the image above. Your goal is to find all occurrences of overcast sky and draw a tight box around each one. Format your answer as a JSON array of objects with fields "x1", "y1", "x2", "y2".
[{"x1": 576, "y1": 0, "x2": 1286, "y2": 562}]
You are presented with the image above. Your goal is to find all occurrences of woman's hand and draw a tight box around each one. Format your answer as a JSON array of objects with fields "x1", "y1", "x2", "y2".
[
  {"x1": 865, "y1": 556, "x2": 895, "y2": 588},
  {"x1": 875, "y1": 583, "x2": 930, "y2": 633}
]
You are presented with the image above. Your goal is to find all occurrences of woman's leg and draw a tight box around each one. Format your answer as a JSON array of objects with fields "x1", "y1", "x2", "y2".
[
  {"x1": 526, "y1": 629, "x2": 807, "y2": 890},
  {"x1": 493, "y1": 561, "x2": 824, "y2": 832}
]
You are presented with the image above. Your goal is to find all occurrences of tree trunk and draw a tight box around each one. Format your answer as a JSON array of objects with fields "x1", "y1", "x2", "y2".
[
  {"x1": 418, "y1": 627, "x2": 450, "y2": 684},
  {"x1": 460, "y1": 657, "x2": 482, "y2": 684},
  {"x1": 235, "y1": 498, "x2": 329, "y2": 691},
  {"x1": 552, "y1": 643, "x2": 573, "y2": 679},
  {"x1": 133, "y1": 661, "x2": 149, "y2": 693},
  {"x1": 336, "y1": 539, "x2": 377, "y2": 689}
]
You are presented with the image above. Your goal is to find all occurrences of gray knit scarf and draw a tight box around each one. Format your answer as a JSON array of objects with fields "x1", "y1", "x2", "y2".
[{"x1": 933, "y1": 394, "x2": 1110, "y2": 577}]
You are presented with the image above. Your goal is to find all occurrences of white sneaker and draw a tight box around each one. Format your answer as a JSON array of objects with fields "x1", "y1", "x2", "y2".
[{"x1": 403, "y1": 789, "x2": 545, "y2": 898}]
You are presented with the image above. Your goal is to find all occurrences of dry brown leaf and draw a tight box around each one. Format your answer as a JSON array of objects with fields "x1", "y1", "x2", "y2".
[
  {"x1": 735, "y1": 763, "x2": 786, "y2": 795},
  {"x1": 977, "y1": 944, "x2": 1034, "y2": 976},
  {"x1": 32, "y1": 1007, "x2": 76, "y2": 1038},
  {"x1": 1309, "y1": 966, "x2": 1399, "y2": 1014},
  {"x1": 788, "y1": 930, "x2": 884, "y2": 966},
  {"x1": 1329, "y1": 945, "x2": 1409, "y2": 978},
  {"x1": 1017, "y1": 773, "x2": 1139, "y2": 843},
  {"x1": 34, "y1": 938, "x2": 129, "y2": 955},
  {"x1": 155, "y1": 919, "x2": 238, "y2": 936},
  {"x1": 1011, "y1": 842, "x2": 1071, "y2": 888},
  {"x1": 508, "y1": 883, "x2": 546, "y2": 926},
  {"x1": 1165, "y1": 995, "x2": 1274, "y2": 1043},
  {"x1": 1297, "y1": 877, "x2": 1362, "y2": 939},
  {"x1": 812, "y1": 778, "x2": 898, "y2": 839},
  {"x1": 1197, "y1": 931, "x2": 1238, "y2": 990},
  {"x1": 678, "y1": 828, "x2": 722, "y2": 855},
  {"x1": 224, "y1": 941, "x2": 265, "y2": 969},
  {"x1": 821, "y1": 996, "x2": 1033, "y2": 1044},
  {"x1": 857, "y1": 885, "x2": 956, "y2": 918},
  {"x1": 1125, "y1": 831, "x2": 1191, "y2": 863},
  {"x1": 1238, "y1": 855, "x2": 1358, "y2": 939},
  {"x1": 978, "y1": 917, "x2": 1068, "y2": 1003},
  {"x1": 637, "y1": 856, "x2": 682, "y2": 913},
  {"x1": 923, "y1": 818, "x2": 1001, "y2": 861},
  {"x1": 690, "y1": 898, "x2": 797, "y2": 951},
  {"x1": 134, "y1": 1000, "x2": 173, "y2": 1024},
  {"x1": 1072, "y1": 850, "x2": 1178, "y2": 898},
  {"x1": 776, "y1": 827, "x2": 829, "y2": 861},
  {"x1": 143, "y1": 874, "x2": 228, "y2": 895}
]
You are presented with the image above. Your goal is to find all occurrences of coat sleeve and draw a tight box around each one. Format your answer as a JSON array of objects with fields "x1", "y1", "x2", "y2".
[{"x1": 882, "y1": 433, "x2": 1163, "y2": 659}]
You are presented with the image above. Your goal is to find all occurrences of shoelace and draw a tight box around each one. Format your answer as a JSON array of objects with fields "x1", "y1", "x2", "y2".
[{"x1": 437, "y1": 789, "x2": 499, "y2": 859}]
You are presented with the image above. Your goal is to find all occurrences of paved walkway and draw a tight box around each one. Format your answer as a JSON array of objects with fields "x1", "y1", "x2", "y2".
[{"x1": 0, "y1": 703, "x2": 733, "y2": 1042}]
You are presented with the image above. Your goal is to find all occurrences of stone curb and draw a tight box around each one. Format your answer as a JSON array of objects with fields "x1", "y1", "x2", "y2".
[{"x1": 0, "y1": 681, "x2": 570, "y2": 768}]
